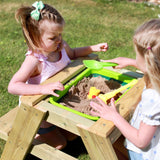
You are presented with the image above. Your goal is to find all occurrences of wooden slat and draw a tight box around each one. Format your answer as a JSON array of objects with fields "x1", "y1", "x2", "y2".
[
  {"x1": 35, "y1": 101, "x2": 95, "y2": 136},
  {"x1": 0, "y1": 107, "x2": 18, "y2": 141},
  {"x1": 1, "y1": 104, "x2": 47, "y2": 160},
  {"x1": 30, "y1": 139, "x2": 77, "y2": 160},
  {"x1": 88, "y1": 77, "x2": 145, "y2": 138},
  {"x1": 21, "y1": 54, "x2": 98, "y2": 107}
]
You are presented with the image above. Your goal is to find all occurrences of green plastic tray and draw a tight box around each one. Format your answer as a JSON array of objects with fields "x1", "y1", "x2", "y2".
[{"x1": 49, "y1": 68, "x2": 136, "y2": 121}]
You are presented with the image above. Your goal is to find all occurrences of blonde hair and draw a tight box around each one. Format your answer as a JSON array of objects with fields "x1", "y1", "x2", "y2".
[
  {"x1": 133, "y1": 19, "x2": 160, "y2": 93},
  {"x1": 15, "y1": 3, "x2": 65, "y2": 52}
]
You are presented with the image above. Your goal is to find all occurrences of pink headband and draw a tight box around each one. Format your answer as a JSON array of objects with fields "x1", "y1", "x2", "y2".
[{"x1": 147, "y1": 46, "x2": 151, "y2": 50}]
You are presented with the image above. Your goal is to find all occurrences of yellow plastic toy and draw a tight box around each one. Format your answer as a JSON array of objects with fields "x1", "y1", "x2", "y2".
[
  {"x1": 88, "y1": 87, "x2": 101, "y2": 99},
  {"x1": 98, "y1": 79, "x2": 138, "y2": 103}
]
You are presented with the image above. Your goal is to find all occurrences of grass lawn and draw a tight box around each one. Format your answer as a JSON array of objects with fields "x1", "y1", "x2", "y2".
[{"x1": 0, "y1": 0, "x2": 160, "y2": 159}]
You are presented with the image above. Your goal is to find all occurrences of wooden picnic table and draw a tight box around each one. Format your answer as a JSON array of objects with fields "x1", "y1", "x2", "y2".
[{"x1": 0, "y1": 54, "x2": 144, "y2": 160}]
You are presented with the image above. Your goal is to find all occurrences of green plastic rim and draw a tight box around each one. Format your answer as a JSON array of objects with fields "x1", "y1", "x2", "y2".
[
  {"x1": 49, "y1": 68, "x2": 136, "y2": 121},
  {"x1": 49, "y1": 98, "x2": 100, "y2": 121}
]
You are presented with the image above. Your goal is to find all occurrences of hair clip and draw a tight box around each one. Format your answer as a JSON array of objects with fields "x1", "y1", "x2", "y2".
[
  {"x1": 147, "y1": 46, "x2": 152, "y2": 50},
  {"x1": 31, "y1": 1, "x2": 44, "y2": 21}
]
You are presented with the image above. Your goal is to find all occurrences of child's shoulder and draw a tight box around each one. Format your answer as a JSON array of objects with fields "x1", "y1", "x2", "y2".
[
  {"x1": 141, "y1": 88, "x2": 160, "y2": 108},
  {"x1": 142, "y1": 88, "x2": 159, "y2": 99},
  {"x1": 25, "y1": 50, "x2": 47, "y2": 62}
]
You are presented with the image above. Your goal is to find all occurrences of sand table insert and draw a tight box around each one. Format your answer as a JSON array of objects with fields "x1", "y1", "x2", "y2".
[{"x1": 60, "y1": 76, "x2": 123, "y2": 116}]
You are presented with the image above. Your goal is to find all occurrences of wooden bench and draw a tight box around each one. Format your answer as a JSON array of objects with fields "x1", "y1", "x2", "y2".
[{"x1": 0, "y1": 55, "x2": 145, "y2": 160}]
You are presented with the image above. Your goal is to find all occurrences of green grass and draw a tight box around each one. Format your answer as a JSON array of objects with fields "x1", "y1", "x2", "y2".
[{"x1": 0, "y1": 0, "x2": 160, "y2": 159}]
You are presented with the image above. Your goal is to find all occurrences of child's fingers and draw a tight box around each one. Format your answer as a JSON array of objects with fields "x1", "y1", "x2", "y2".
[
  {"x1": 90, "y1": 110, "x2": 100, "y2": 117},
  {"x1": 55, "y1": 86, "x2": 64, "y2": 91},
  {"x1": 101, "y1": 59, "x2": 115, "y2": 63},
  {"x1": 102, "y1": 42, "x2": 108, "y2": 47},
  {"x1": 101, "y1": 49, "x2": 108, "y2": 52},
  {"x1": 96, "y1": 96, "x2": 108, "y2": 107},
  {"x1": 90, "y1": 101, "x2": 103, "y2": 112},
  {"x1": 52, "y1": 84, "x2": 64, "y2": 91},
  {"x1": 110, "y1": 98, "x2": 117, "y2": 110},
  {"x1": 100, "y1": 43, "x2": 108, "y2": 51},
  {"x1": 52, "y1": 92, "x2": 60, "y2": 97},
  {"x1": 114, "y1": 65, "x2": 123, "y2": 69},
  {"x1": 57, "y1": 82, "x2": 65, "y2": 90},
  {"x1": 110, "y1": 98, "x2": 115, "y2": 105}
]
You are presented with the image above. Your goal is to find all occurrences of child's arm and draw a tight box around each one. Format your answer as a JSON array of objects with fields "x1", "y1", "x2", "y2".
[
  {"x1": 90, "y1": 97, "x2": 157, "y2": 149},
  {"x1": 102, "y1": 57, "x2": 138, "y2": 69},
  {"x1": 8, "y1": 55, "x2": 64, "y2": 96},
  {"x1": 63, "y1": 41, "x2": 108, "y2": 59}
]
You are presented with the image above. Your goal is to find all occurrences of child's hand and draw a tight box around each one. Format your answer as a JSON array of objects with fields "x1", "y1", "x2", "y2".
[
  {"x1": 91, "y1": 43, "x2": 108, "y2": 52},
  {"x1": 90, "y1": 97, "x2": 118, "y2": 122},
  {"x1": 101, "y1": 57, "x2": 136, "y2": 69},
  {"x1": 41, "y1": 81, "x2": 64, "y2": 96}
]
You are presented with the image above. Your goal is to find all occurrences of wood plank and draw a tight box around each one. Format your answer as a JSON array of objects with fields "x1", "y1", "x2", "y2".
[
  {"x1": 35, "y1": 101, "x2": 95, "y2": 136},
  {"x1": 0, "y1": 107, "x2": 18, "y2": 141},
  {"x1": 1, "y1": 103, "x2": 47, "y2": 160},
  {"x1": 77, "y1": 124, "x2": 118, "y2": 160},
  {"x1": 88, "y1": 77, "x2": 145, "y2": 138},
  {"x1": 29, "y1": 139, "x2": 77, "y2": 160},
  {"x1": 21, "y1": 54, "x2": 98, "y2": 106}
]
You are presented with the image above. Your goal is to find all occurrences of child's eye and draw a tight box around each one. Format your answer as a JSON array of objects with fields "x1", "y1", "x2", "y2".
[
  {"x1": 50, "y1": 34, "x2": 62, "y2": 41},
  {"x1": 50, "y1": 37, "x2": 56, "y2": 41}
]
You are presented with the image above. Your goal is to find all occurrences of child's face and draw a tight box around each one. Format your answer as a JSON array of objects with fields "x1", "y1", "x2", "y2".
[
  {"x1": 136, "y1": 51, "x2": 147, "y2": 73},
  {"x1": 40, "y1": 20, "x2": 63, "y2": 54}
]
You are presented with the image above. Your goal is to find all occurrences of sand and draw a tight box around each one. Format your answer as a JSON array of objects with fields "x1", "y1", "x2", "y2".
[{"x1": 60, "y1": 76, "x2": 122, "y2": 116}]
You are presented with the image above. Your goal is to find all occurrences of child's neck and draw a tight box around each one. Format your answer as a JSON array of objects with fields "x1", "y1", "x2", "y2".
[{"x1": 47, "y1": 51, "x2": 61, "y2": 62}]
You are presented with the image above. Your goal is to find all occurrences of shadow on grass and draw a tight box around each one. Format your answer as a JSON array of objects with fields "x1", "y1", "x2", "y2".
[{"x1": 25, "y1": 137, "x2": 88, "y2": 160}]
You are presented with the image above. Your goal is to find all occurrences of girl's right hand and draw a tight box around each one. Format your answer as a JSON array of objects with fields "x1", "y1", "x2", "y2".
[
  {"x1": 90, "y1": 97, "x2": 118, "y2": 122},
  {"x1": 101, "y1": 57, "x2": 136, "y2": 69},
  {"x1": 41, "y1": 81, "x2": 64, "y2": 96}
]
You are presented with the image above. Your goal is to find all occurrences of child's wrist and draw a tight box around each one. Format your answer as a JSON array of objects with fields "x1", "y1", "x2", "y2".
[
  {"x1": 112, "y1": 112, "x2": 123, "y2": 126},
  {"x1": 90, "y1": 45, "x2": 96, "y2": 52},
  {"x1": 39, "y1": 85, "x2": 45, "y2": 95}
]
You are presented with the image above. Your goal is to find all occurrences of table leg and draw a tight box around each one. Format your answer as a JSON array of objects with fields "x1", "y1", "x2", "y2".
[
  {"x1": 77, "y1": 125, "x2": 118, "y2": 160},
  {"x1": 0, "y1": 103, "x2": 46, "y2": 160}
]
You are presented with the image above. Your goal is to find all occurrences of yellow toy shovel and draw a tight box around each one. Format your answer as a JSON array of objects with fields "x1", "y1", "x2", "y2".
[{"x1": 98, "y1": 79, "x2": 138, "y2": 103}]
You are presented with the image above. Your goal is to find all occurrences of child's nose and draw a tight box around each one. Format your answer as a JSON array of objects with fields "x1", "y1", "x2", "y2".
[
  {"x1": 56, "y1": 37, "x2": 61, "y2": 44},
  {"x1": 56, "y1": 38, "x2": 61, "y2": 43}
]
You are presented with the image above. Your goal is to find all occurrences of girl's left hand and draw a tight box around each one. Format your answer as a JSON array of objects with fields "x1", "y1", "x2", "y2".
[
  {"x1": 90, "y1": 97, "x2": 118, "y2": 122},
  {"x1": 92, "y1": 43, "x2": 108, "y2": 52}
]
